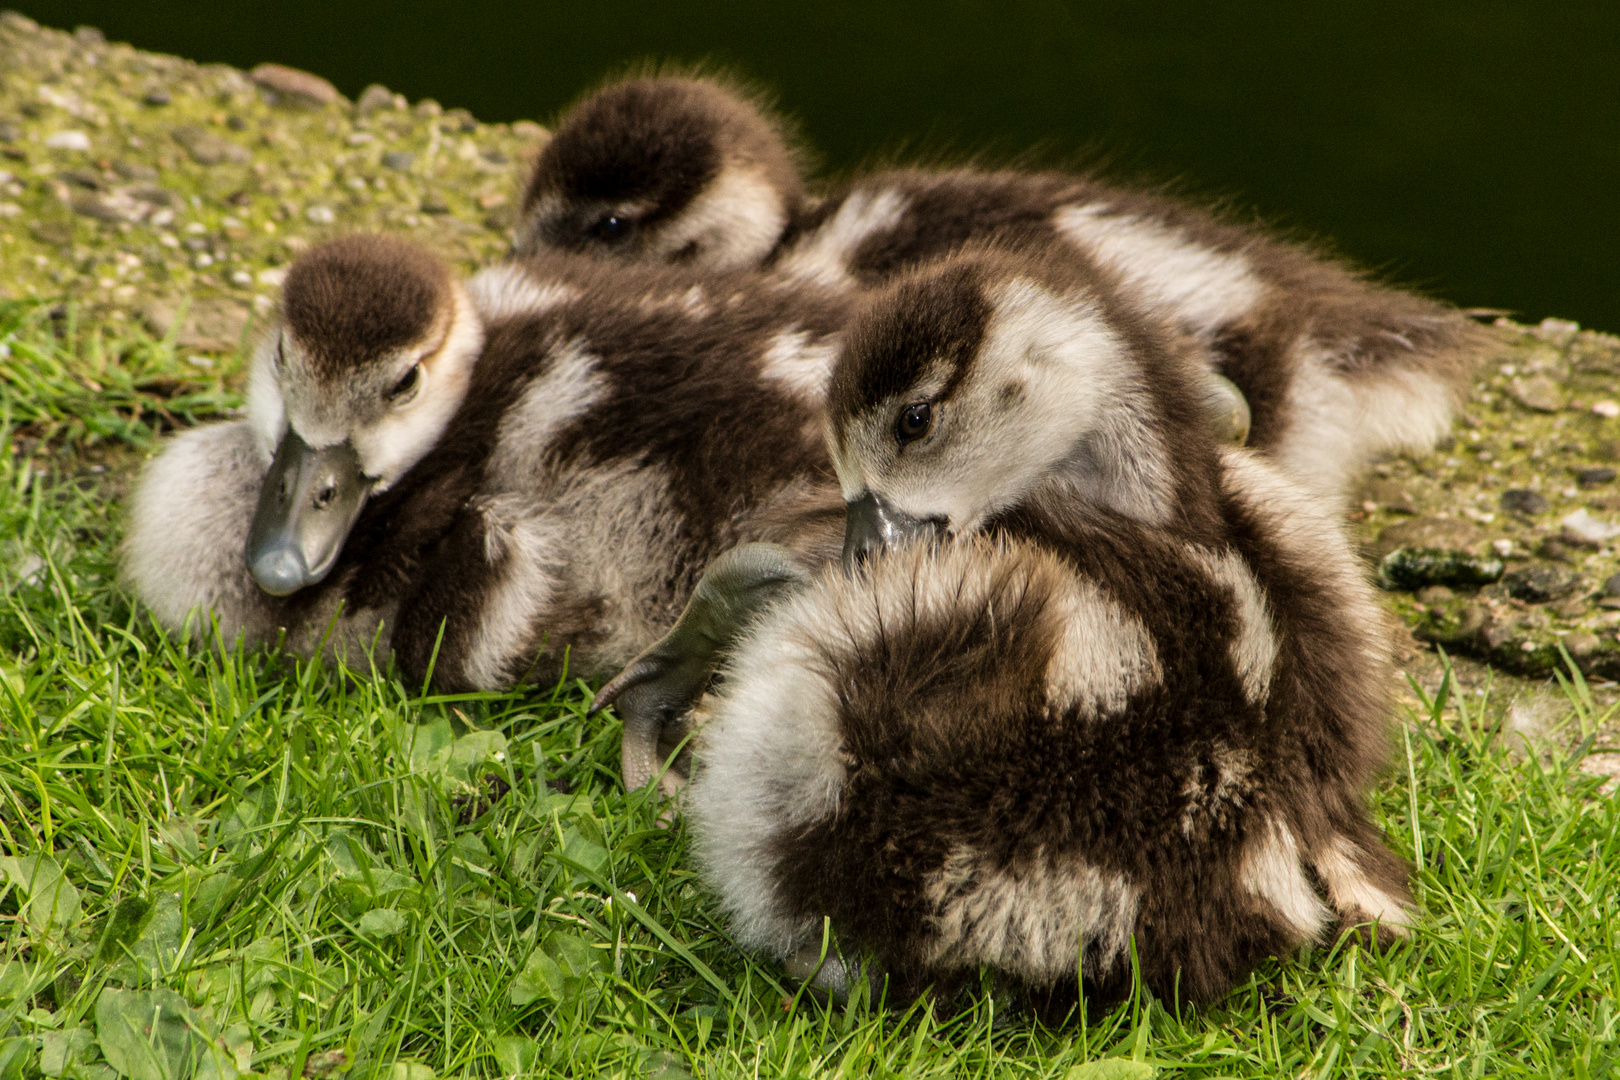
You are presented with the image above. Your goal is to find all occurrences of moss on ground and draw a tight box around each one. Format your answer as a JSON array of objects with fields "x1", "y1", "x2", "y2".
[
  {"x1": 6, "y1": 9, "x2": 1620, "y2": 778},
  {"x1": 4, "y1": 14, "x2": 1620, "y2": 1080}
]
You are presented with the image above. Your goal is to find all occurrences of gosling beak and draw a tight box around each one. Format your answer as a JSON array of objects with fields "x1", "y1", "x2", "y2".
[
  {"x1": 841, "y1": 491, "x2": 946, "y2": 570},
  {"x1": 245, "y1": 430, "x2": 372, "y2": 596}
]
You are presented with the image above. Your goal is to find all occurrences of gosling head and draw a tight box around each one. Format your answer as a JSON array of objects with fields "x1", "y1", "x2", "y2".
[
  {"x1": 827, "y1": 248, "x2": 1216, "y2": 568},
  {"x1": 244, "y1": 234, "x2": 483, "y2": 596},
  {"x1": 515, "y1": 75, "x2": 805, "y2": 271}
]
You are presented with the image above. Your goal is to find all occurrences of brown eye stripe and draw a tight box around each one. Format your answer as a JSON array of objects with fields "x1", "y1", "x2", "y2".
[{"x1": 829, "y1": 260, "x2": 990, "y2": 419}]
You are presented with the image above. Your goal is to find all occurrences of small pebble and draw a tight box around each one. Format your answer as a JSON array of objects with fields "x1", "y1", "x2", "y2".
[
  {"x1": 113, "y1": 159, "x2": 159, "y2": 181},
  {"x1": 251, "y1": 62, "x2": 344, "y2": 107},
  {"x1": 1603, "y1": 572, "x2": 1620, "y2": 597},
  {"x1": 355, "y1": 83, "x2": 401, "y2": 114},
  {"x1": 1563, "y1": 632, "x2": 1601, "y2": 659},
  {"x1": 1561, "y1": 508, "x2": 1620, "y2": 546},
  {"x1": 1508, "y1": 375, "x2": 1565, "y2": 413},
  {"x1": 142, "y1": 89, "x2": 171, "y2": 106},
  {"x1": 1536, "y1": 317, "x2": 1580, "y2": 345},
  {"x1": 1593, "y1": 401, "x2": 1620, "y2": 419},
  {"x1": 172, "y1": 124, "x2": 251, "y2": 166},
  {"x1": 381, "y1": 151, "x2": 415, "y2": 170},
  {"x1": 1499, "y1": 488, "x2": 1549, "y2": 515},
  {"x1": 1503, "y1": 564, "x2": 1582, "y2": 604},
  {"x1": 1576, "y1": 466, "x2": 1617, "y2": 487},
  {"x1": 58, "y1": 168, "x2": 101, "y2": 190},
  {"x1": 305, "y1": 205, "x2": 335, "y2": 224},
  {"x1": 1415, "y1": 585, "x2": 1455, "y2": 604},
  {"x1": 1552, "y1": 596, "x2": 1589, "y2": 620},
  {"x1": 44, "y1": 130, "x2": 92, "y2": 151}
]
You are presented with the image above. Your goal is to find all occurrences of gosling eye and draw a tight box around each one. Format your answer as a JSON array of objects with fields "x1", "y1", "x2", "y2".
[
  {"x1": 590, "y1": 213, "x2": 632, "y2": 243},
  {"x1": 387, "y1": 363, "x2": 423, "y2": 405},
  {"x1": 895, "y1": 402, "x2": 934, "y2": 446}
]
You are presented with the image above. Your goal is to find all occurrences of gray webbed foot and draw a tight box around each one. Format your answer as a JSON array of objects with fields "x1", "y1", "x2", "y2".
[{"x1": 591, "y1": 542, "x2": 815, "y2": 793}]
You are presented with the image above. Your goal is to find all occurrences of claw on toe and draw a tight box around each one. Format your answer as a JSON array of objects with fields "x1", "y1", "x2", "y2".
[{"x1": 592, "y1": 542, "x2": 817, "y2": 794}]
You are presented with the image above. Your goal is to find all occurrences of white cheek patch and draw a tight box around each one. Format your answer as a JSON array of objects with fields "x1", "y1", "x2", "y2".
[
  {"x1": 467, "y1": 263, "x2": 581, "y2": 323},
  {"x1": 878, "y1": 278, "x2": 1174, "y2": 529},
  {"x1": 758, "y1": 326, "x2": 841, "y2": 402},
  {"x1": 775, "y1": 187, "x2": 909, "y2": 289},
  {"x1": 350, "y1": 284, "x2": 485, "y2": 489},
  {"x1": 651, "y1": 166, "x2": 786, "y2": 272},
  {"x1": 1054, "y1": 203, "x2": 1263, "y2": 338}
]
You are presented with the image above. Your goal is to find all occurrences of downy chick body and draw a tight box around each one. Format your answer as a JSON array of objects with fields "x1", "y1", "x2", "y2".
[
  {"x1": 681, "y1": 245, "x2": 1413, "y2": 1011},
  {"x1": 516, "y1": 74, "x2": 1489, "y2": 503},
  {"x1": 124, "y1": 234, "x2": 850, "y2": 689}
]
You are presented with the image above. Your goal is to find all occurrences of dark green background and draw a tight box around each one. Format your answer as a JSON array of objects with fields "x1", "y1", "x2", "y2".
[{"x1": 19, "y1": 1, "x2": 1619, "y2": 330}]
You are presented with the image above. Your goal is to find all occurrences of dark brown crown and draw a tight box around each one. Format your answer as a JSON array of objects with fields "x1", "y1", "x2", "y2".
[
  {"x1": 281, "y1": 235, "x2": 451, "y2": 378},
  {"x1": 523, "y1": 76, "x2": 805, "y2": 229}
]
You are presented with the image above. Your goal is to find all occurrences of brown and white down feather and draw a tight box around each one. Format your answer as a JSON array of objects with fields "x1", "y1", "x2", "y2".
[
  {"x1": 518, "y1": 75, "x2": 1490, "y2": 503},
  {"x1": 124, "y1": 244, "x2": 850, "y2": 689},
  {"x1": 682, "y1": 247, "x2": 1414, "y2": 1011}
]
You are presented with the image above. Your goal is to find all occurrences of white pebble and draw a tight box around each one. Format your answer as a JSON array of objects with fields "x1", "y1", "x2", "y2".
[
  {"x1": 44, "y1": 130, "x2": 91, "y2": 151},
  {"x1": 257, "y1": 266, "x2": 289, "y2": 287},
  {"x1": 230, "y1": 270, "x2": 253, "y2": 287},
  {"x1": 1593, "y1": 400, "x2": 1620, "y2": 419},
  {"x1": 1561, "y1": 509, "x2": 1620, "y2": 543},
  {"x1": 306, "y1": 205, "x2": 335, "y2": 224}
]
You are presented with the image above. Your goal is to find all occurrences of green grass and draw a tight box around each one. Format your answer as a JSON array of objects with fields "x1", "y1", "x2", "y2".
[{"x1": 2, "y1": 304, "x2": 1618, "y2": 1079}]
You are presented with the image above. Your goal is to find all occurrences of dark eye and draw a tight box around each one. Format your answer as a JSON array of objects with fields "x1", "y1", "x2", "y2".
[
  {"x1": 895, "y1": 402, "x2": 933, "y2": 445},
  {"x1": 591, "y1": 213, "x2": 631, "y2": 242},
  {"x1": 387, "y1": 363, "x2": 422, "y2": 403}
]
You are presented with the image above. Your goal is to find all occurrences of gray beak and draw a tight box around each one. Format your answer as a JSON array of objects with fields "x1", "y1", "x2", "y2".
[
  {"x1": 245, "y1": 430, "x2": 372, "y2": 596},
  {"x1": 841, "y1": 491, "x2": 946, "y2": 569}
]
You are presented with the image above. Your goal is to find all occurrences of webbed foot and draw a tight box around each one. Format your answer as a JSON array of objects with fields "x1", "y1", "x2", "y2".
[{"x1": 591, "y1": 542, "x2": 816, "y2": 793}]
